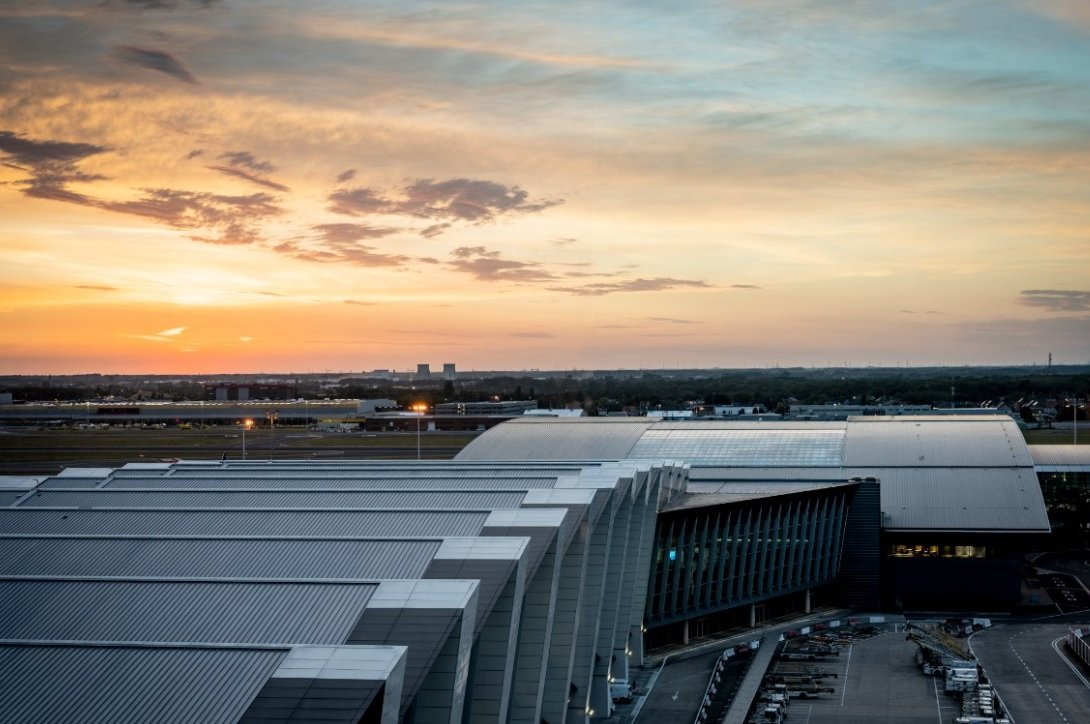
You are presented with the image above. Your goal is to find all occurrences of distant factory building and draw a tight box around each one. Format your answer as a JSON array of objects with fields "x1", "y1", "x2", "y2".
[
  {"x1": 416, "y1": 363, "x2": 432, "y2": 378},
  {"x1": 442, "y1": 363, "x2": 457, "y2": 381},
  {"x1": 204, "y1": 383, "x2": 296, "y2": 402}
]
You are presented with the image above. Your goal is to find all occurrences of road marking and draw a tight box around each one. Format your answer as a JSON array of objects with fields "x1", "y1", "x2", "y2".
[
  {"x1": 1008, "y1": 631, "x2": 1070, "y2": 723},
  {"x1": 1051, "y1": 636, "x2": 1090, "y2": 690},
  {"x1": 803, "y1": 703, "x2": 813, "y2": 723},
  {"x1": 932, "y1": 674, "x2": 943, "y2": 724},
  {"x1": 839, "y1": 643, "x2": 852, "y2": 706}
]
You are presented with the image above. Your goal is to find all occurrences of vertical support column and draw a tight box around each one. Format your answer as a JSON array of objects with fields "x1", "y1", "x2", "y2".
[
  {"x1": 628, "y1": 470, "x2": 661, "y2": 667},
  {"x1": 749, "y1": 604, "x2": 756, "y2": 628},
  {"x1": 539, "y1": 515, "x2": 590, "y2": 724},
  {"x1": 805, "y1": 588, "x2": 812, "y2": 614}
]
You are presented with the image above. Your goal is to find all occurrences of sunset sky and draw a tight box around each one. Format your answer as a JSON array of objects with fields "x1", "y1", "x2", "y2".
[{"x1": 2, "y1": 0, "x2": 1089, "y2": 374}]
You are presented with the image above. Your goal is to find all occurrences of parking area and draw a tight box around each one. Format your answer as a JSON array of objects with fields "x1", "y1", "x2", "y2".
[{"x1": 767, "y1": 626, "x2": 963, "y2": 724}]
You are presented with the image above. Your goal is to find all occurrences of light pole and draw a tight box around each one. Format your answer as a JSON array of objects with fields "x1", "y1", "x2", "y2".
[
  {"x1": 266, "y1": 409, "x2": 278, "y2": 461},
  {"x1": 412, "y1": 403, "x2": 426, "y2": 460},
  {"x1": 241, "y1": 418, "x2": 253, "y2": 460},
  {"x1": 304, "y1": 399, "x2": 309, "y2": 430}
]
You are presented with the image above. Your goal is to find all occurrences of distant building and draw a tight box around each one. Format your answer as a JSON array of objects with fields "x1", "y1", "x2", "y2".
[
  {"x1": 416, "y1": 363, "x2": 431, "y2": 378},
  {"x1": 0, "y1": 392, "x2": 12, "y2": 405},
  {"x1": 204, "y1": 383, "x2": 295, "y2": 402},
  {"x1": 435, "y1": 400, "x2": 537, "y2": 415},
  {"x1": 442, "y1": 363, "x2": 457, "y2": 381},
  {"x1": 522, "y1": 408, "x2": 584, "y2": 417},
  {"x1": 357, "y1": 399, "x2": 399, "y2": 415}
]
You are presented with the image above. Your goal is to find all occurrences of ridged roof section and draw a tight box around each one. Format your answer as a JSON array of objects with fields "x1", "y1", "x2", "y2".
[
  {"x1": 1029, "y1": 444, "x2": 1090, "y2": 468},
  {"x1": 11, "y1": 489, "x2": 528, "y2": 510},
  {"x1": 630, "y1": 427, "x2": 845, "y2": 466},
  {"x1": 0, "y1": 580, "x2": 377, "y2": 644},
  {"x1": 841, "y1": 417, "x2": 1032, "y2": 467},
  {"x1": 0, "y1": 644, "x2": 285, "y2": 724},
  {"x1": 103, "y1": 475, "x2": 560, "y2": 489},
  {"x1": 0, "y1": 538, "x2": 441, "y2": 579},
  {"x1": 457, "y1": 418, "x2": 654, "y2": 460},
  {"x1": 875, "y1": 467, "x2": 1049, "y2": 531},
  {"x1": 0, "y1": 509, "x2": 490, "y2": 537}
]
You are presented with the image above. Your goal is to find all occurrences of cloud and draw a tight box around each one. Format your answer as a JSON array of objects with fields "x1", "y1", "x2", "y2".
[
  {"x1": 209, "y1": 151, "x2": 288, "y2": 191},
  {"x1": 74, "y1": 285, "x2": 119, "y2": 291},
  {"x1": 730, "y1": 284, "x2": 762, "y2": 290},
  {"x1": 219, "y1": 151, "x2": 275, "y2": 173},
  {"x1": 510, "y1": 332, "x2": 555, "y2": 338},
  {"x1": 552, "y1": 237, "x2": 578, "y2": 246},
  {"x1": 208, "y1": 165, "x2": 289, "y2": 191},
  {"x1": 328, "y1": 178, "x2": 562, "y2": 225},
  {"x1": 420, "y1": 223, "x2": 451, "y2": 238},
  {"x1": 1019, "y1": 289, "x2": 1090, "y2": 312},
  {"x1": 343, "y1": 299, "x2": 377, "y2": 306},
  {"x1": 336, "y1": 169, "x2": 356, "y2": 183},
  {"x1": 327, "y1": 187, "x2": 393, "y2": 216},
  {"x1": 185, "y1": 149, "x2": 204, "y2": 159},
  {"x1": 102, "y1": 189, "x2": 282, "y2": 244},
  {"x1": 128, "y1": 325, "x2": 186, "y2": 343},
  {"x1": 239, "y1": 336, "x2": 253, "y2": 342},
  {"x1": 314, "y1": 223, "x2": 398, "y2": 243},
  {"x1": 447, "y1": 246, "x2": 556, "y2": 283},
  {"x1": 114, "y1": 46, "x2": 197, "y2": 84},
  {"x1": 273, "y1": 240, "x2": 412, "y2": 268},
  {"x1": 119, "y1": 0, "x2": 219, "y2": 8},
  {"x1": 549, "y1": 277, "x2": 713, "y2": 296},
  {"x1": 647, "y1": 317, "x2": 696, "y2": 324},
  {"x1": 399, "y1": 178, "x2": 562, "y2": 222},
  {"x1": 0, "y1": 130, "x2": 108, "y2": 202}
]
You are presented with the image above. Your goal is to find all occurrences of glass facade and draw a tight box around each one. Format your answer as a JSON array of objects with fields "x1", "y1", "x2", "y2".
[
  {"x1": 646, "y1": 488, "x2": 851, "y2": 627},
  {"x1": 1037, "y1": 471, "x2": 1090, "y2": 549}
]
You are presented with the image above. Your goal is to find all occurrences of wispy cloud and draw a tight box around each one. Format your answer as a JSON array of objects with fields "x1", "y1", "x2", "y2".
[
  {"x1": 1019, "y1": 289, "x2": 1090, "y2": 312},
  {"x1": 103, "y1": 189, "x2": 282, "y2": 245},
  {"x1": 0, "y1": 130, "x2": 108, "y2": 203},
  {"x1": 731, "y1": 284, "x2": 762, "y2": 290},
  {"x1": 114, "y1": 46, "x2": 197, "y2": 84},
  {"x1": 74, "y1": 284, "x2": 119, "y2": 292},
  {"x1": 550, "y1": 278, "x2": 713, "y2": 296},
  {"x1": 343, "y1": 299, "x2": 376, "y2": 306},
  {"x1": 335, "y1": 168, "x2": 356, "y2": 183},
  {"x1": 128, "y1": 325, "x2": 186, "y2": 343},
  {"x1": 208, "y1": 151, "x2": 288, "y2": 191},
  {"x1": 273, "y1": 240, "x2": 412, "y2": 268},
  {"x1": 647, "y1": 317, "x2": 696, "y2": 324},
  {"x1": 447, "y1": 246, "x2": 556, "y2": 283},
  {"x1": 328, "y1": 178, "x2": 561, "y2": 229},
  {"x1": 313, "y1": 223, "x2": 398, "y2": 243}
]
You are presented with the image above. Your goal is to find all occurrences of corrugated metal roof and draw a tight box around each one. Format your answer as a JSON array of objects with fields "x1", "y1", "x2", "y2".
[
  {"x1": 37, "y1": 476, "x2": 102, "y2": 490},
  {"x1": 1028, "y1": 444, "x2": 1090, "y2": 467},
  {"x1": 102, "y1": 475, "x2": 560, "y2": 489},
  {"x1": 1, "y1": 492, "x2": 28, "y2": 507},
  {"x1": 629, "y1": 428, "x2": 845, "y2": 466},
  {"x1": 875, "y1": 467, "x2": 1050, "y2": 531},
  {"x1": 0, "y1": 580, "x2": 376, "y2": 644},
  {"x1": 0, "y1": 509, "x2": 490, "y2": 537},
  {"x1": 842, "y1": 418, "x2": 1033, "y2": 467},
  {"x1": 0, "y1": 538, "x2": 441, "y2": 579},
  {"x1": 457, "y1": 418, "x2": 652, "y2": 460},
  {"x1": 14, "y1": 489, "x2": 528, "y2": 510},
  {"x1": 0, "y1": 644, "x2": 285, "y2": 724}
]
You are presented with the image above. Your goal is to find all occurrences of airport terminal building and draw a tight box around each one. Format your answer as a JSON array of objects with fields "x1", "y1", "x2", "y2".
[{"x1": 0, "y1": 416, "x2": 1056, "y2": 722}]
